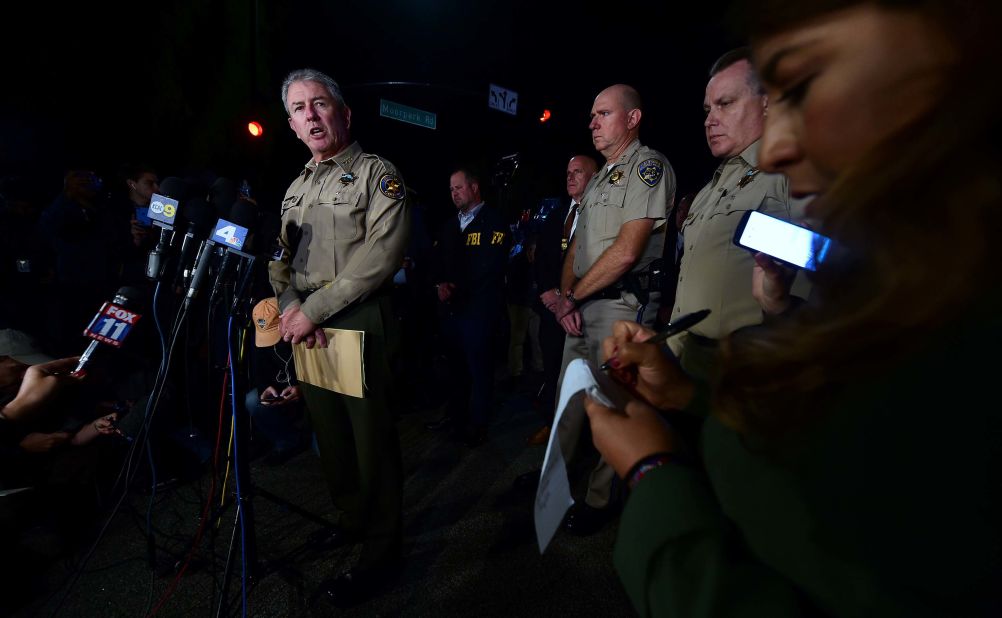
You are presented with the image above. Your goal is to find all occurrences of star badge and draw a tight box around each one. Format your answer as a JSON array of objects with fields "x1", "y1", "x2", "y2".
[{"x1": 737, "y1": 169, "x2": 760, "y2": 188}]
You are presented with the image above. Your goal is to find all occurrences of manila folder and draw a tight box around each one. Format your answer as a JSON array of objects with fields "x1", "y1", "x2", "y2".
[{"x1": 291, "y1": 328, "x2": 365, "y2": 398}]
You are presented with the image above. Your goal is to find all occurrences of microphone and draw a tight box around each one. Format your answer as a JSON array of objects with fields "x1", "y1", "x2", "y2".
[
  {"x1": 208, "y1": 177, "x2": 239, "y2": 221},
  {"x1": 184, "y1": 239, "x2": 215, "y2": 308},
  {"x1": 173, "y1": 197, "x2": 214, "y2": 289},
  {"x1": 158, "y1": 176, "x2": 191, "y2": 204},
  {"x1": 229, "y1": 254, "x2": 258, "y2": 318},
  {"x1": 145, "y1": 226, "x2": 173, "y2": 282},
  {"x1": 256, "y1": 211, "x2": 286, "y2": 262},
  {"x1": 145, "y1": 177, "x2": 190, "y2": 282},
  {"x1": 74, "y1": 286, "x2": 144, "y2": 376},
  {"x1": 209, "y1": 199, "x2": 258, "y2": 305}
]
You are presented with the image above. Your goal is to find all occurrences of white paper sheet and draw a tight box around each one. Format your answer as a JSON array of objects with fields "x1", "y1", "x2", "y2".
[{"x1": 534, "y1": 359, "x2": 595, "y2": 553}]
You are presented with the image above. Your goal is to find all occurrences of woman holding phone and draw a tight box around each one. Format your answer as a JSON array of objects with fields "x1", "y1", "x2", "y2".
[{"x1": 586, "y1": 1, "x2": 1001, "y2": 616}]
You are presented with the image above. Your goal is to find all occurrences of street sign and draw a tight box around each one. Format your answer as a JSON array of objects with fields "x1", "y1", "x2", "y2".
[
  {"x1": 489, "y1": 83, "x2": 518, "y2": 116},
  {"x1": 379, "y1": 99, "x2": 437, "y2": 130}
]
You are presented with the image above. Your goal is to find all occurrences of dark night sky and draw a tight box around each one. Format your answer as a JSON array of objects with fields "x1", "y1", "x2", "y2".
[{"x1": 1, "y1": 1, "x2": 738, "y2": 222}]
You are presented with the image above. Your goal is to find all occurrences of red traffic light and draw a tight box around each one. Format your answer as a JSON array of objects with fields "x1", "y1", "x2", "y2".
[{"x1": 247, "y1": 121, "x2": 264, "y2": 137}]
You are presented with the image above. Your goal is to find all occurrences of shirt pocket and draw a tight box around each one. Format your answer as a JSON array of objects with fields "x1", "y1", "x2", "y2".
[
  {"x1": 680, "y1": 210, "x2": 698, "y2": 234},
  {"x1": 711, "y1": 183, "x2": 770, "y2": 220},
  {"x1": 279, "y1": 194, "x2": 304, "y2": 251},
  {"x1": 594, "y1": 184, "x2": 628, "y2": 241},
  {"x1": 317, "y1": 192, "x2": 365, "y2": 241},
  {"x1": 280, "y1": 194, "x2": 303, "y2": 214}
]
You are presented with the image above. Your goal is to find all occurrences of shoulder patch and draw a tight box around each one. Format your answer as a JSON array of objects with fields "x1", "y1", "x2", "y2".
[
  {"x1": 379, "y1": 174, "x2": 405, "y2": 200},
  {"x1": 637, "y1": 158, "x2": 665, "y2": 188}
]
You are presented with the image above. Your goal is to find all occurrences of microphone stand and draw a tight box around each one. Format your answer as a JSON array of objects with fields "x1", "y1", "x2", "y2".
[{"x1": 213, "y1": 253, "x2": 337, "y2": 618}]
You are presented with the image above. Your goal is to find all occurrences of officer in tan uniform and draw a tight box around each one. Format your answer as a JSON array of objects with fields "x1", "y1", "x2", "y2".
[
  {"x1": 269, "y1": 68, "x2": 409, "y2": 607},
  {"x1": 549, "y1": 84, "x2": 674, "y2": 535},
  {"x1": 669, "y1": 48, "x2": 804, "y2": 382}
]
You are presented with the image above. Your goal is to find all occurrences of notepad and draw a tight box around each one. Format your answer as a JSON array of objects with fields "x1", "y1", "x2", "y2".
[
  {"x1": 534, "y1": 358, "x2": 633, "y2": 553},
  {"x1": 291, "y1": 328, "x2": 366, "y2": 398}
]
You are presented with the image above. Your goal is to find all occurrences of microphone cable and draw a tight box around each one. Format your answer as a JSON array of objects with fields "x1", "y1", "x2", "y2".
[
  {"x1": 228, "y1": 315, "x2": 249, "y2": 618},
  {"x1": 48, "y1": 296, "x2": 190, "y2": 616},
  {"x1": 147, "y1": 365, "x2": 231, "y2": 617}
]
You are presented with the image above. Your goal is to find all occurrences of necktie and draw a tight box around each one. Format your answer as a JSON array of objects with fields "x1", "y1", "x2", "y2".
[
  {"x1": 563, "y1": 202, "x2": 576, "y2": 241},
  {"x1": 561, "y1": 201, "x2": 576, "y2": 252}
]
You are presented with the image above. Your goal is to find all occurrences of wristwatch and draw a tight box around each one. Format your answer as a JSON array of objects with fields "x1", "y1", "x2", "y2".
[{"x1": 565, "y1": 289, "x2": 578, "y2": 305}]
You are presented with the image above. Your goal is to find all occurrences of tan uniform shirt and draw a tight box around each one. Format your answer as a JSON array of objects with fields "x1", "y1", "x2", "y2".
[
  {"x1": 269, "y1": 141, "x2": 409, "y2": 324},
  {"x1": 670, "y1": 139, "x2": 801, "y2": 343},
  {"x1": 573, "y1": 139, "x2": 674, "y2": 277}
]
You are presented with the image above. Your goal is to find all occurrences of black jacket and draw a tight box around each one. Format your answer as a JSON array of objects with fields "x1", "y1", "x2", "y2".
[{"x1": 433, "y1": 205, "x2": 510, "y2": 313}]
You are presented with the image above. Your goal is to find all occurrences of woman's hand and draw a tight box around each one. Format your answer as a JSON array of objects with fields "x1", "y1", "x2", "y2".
[
  {"x1": 752, "y1": 252, "x2": 796, "y2": 316},
  {"x1": 71, "y1": 412, "x2": 123, "y2": 446},
  {"x1": 2, "y1": 357, "x2": 83, "y2": 421},
  {"x1": 92, "y1": 413, "x2": 121, "y2": 435},
  {"x1": 602, "y1": 321, "x2": 695, "y2": 411},
  {"x1": 584, "y1": 395, "x2": 675, "y2": 479}
]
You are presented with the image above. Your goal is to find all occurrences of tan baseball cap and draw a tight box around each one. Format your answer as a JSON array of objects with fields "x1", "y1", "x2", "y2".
[{"x1": 252, "y1": 298, "x2": 281, "y2": 347}]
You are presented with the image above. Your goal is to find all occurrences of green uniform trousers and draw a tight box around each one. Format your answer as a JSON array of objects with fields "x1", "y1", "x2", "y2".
[{"x1": 299, "y1": 294, "x2": 403, "y2": 571}]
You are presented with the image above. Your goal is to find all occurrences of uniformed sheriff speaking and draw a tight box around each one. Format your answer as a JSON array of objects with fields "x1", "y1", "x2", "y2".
[
  {"x1": 670, "y1": 48, "x2": 806, "y2": 382},
  {"x1": 268, "y1": 68, "x2": 409, "y2": 605},
  {"x1": 550, "y1": 83, "x2": 675, "y2": 536}
]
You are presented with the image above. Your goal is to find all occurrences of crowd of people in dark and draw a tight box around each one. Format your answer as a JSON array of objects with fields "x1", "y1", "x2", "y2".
[{"x1": 3, "y1": 0, "x2": 1001, "y2": 614}]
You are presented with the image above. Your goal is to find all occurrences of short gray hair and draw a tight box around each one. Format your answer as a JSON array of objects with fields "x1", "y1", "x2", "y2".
[
  {"x1": 280, "y1": 68, "x2": 346, "y2": 116},
  {"x1": 709, "y1": 47, "x2": 764, "y2": 95}
]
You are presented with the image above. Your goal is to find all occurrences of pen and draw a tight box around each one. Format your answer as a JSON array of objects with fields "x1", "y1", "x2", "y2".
[{"x1": 599, "y1": 308, "x2": 711, "y2": 371}]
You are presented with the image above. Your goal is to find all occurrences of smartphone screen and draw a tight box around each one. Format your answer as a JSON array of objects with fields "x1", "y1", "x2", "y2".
[
  {"x1": 135, "y1": 206, "x2": 153, "y2": 227},
  {"x1": 733, "y1": 210, "x2": 832, "y2": 270}
]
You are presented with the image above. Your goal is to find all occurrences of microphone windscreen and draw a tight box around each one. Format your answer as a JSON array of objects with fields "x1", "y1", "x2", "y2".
[
  {"x1": 114, "y1": 286, "x2": 144, "y2": 308},
  {"x1": 229, "y1": 198, "x2": 259, "y2": 228},
  {"x1": 182, "y1": 197, "x2": 216, "y2": 238},
  {"x1": 158, "y1": 177, "x2": 191, "y2": 201},
  {"x1": 257, "y1": 212, "x2": 281, "y2": 246},
  {"x1": 209, "y1": 178, "x2": 239, "y2": 219}
]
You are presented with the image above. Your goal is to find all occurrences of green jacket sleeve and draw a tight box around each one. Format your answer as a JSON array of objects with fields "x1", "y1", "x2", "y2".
[{"x1": 614, "y1": 464, "x2": 803, "y2": 617}]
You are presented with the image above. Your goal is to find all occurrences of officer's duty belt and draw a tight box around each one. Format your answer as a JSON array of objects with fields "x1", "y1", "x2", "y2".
[
  {"x1": 301, "y1": 282, "x2": 393, "y2": 302},
  {"x1": 590, "y1": 282, "x2": 626, "y2": 301}
]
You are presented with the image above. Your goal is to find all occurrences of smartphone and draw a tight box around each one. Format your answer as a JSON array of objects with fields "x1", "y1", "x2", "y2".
[
  {"x1": 135, "y1": 205, "x2": 153, "y2": 227},
  {"x1": 732, "y1": 210, "x2": 832, "y2": 271},
  {"x1": 261, "y1": 395, "x2": 284, "y2": 403}
]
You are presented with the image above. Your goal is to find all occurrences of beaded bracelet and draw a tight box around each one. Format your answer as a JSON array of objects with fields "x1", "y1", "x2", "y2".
[{"x1": 626, "y1": 452, "x2": 693, "y2": 490}]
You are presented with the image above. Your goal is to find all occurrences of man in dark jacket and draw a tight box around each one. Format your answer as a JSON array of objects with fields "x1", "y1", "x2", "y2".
[
  {"x1": 429, "y1": 168, "x2": 510, "y2": 447},
  {"x1": 528, "y1": 154, "x2": 597, "y2": 443}
]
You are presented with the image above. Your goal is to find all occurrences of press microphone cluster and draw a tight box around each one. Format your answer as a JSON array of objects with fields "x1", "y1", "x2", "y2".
[
  {"x1": 209, "y1": 199, "x2": 258, "y2": 305},
  {"x1": 183, "y1": 197, "x2": 258, "y2": 310}
]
